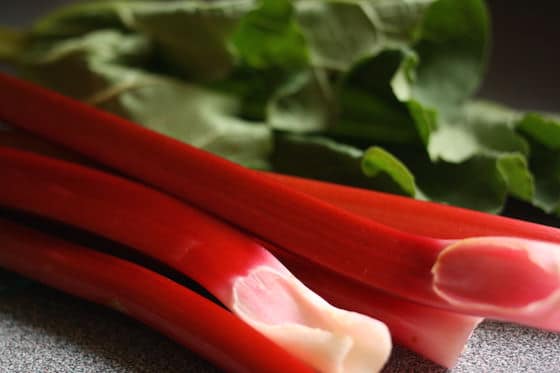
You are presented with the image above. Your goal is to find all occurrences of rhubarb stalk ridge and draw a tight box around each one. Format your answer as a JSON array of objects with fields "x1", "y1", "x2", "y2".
[
  {"x1": 231, "y1": 266, "x2": 392, "y2": 373},
  {"x1": 432, "y1": 237, "x2": 560, "y2": 322}
]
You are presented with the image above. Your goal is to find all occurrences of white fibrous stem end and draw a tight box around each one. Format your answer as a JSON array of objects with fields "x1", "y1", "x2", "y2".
[
  {"x1": 231, "y1": 265, "x2": 392, "y2": 373},
  {"x1": 432, "y1": 237, "x2": 560, "y2": 329}
]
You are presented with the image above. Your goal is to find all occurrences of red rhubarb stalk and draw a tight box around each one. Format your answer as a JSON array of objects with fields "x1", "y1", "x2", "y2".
[
  {"x1": 0, "y1": 131, "x2": 479, "y2": 368},
  {"x1": 0, "y1": 126, "x2": 89, "y2": 164},
  {"x1": 2, "y1": 125, "x2": 555, "y2": 244},
  {"x1": 266, "y1": 173, "x2": 560, "y2": 241},
  {"x1": 266, "y1": 174, "x2": 560, "y2": 314},
  {"x1": 1, "y1": 74, "x2": 559, "y2": 330},
  {"x1": 0, "y1": 147, "x2": 391, "y2": 373},
  {"x1": 0, "y1": 219, "x2": 315, "y2": 373}
]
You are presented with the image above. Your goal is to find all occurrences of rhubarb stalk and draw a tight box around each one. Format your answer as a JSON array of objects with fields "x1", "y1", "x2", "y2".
[
  {"x1": 0, "y1": 218, "x2": 315, "y2": 373},
  {"x1": 0, "y1": 130, "x2": 479, "y2": 368},
  {"x1": 1, "y1": 74, "x2": 559, "y2": 330},
  {"x1": 266, "y1": 174, "x2": 560, "y2": 321},
  {"x1": 267, "y1": 173, "x2": 560, "y2": 242},
  {"x1": 0, "y1": 147, "x2": 391, "y2": 373}
]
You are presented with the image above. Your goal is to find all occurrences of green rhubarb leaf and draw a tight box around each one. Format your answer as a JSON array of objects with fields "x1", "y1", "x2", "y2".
[
  {"x1": 459, "y1": 100, "x2": 528, "y2": 157},
  {"x1": 404, "y1": 99, "x2": 532, "y2": 210},
  {"x1": 211, "y1": 66, "x2": 293, "y2": 122},
  {"x1": 395, "y1": 0, "x2": 491, "y2": 161},
  {"x1": 517, "y1": 113, "x2": 560, "y2": 150},
  {"x1": 18, "y1": 30, "x2": 273, "y2": 169},
  {"x1": 386, "y1": 96, "x2": 535, "y2": 212},
  {"x1": 426, "y1": 111, "x2": 529, "y2": 163},
  {"x1": 30, "y1": 1, "x2": 129, "y2": 38},
  {"x1": 0, "y1": 27, "x2": 26, "y2": 62},
  {"x1": 464, "y1": 99, "x2": 521, "y2": 127},
  {"x1": 267, "y1": 0, "x2": 436, "y2": 135},
  {"x1": 294, "y1": 0, "x2": 435, "y2": 71},
  {"x1": 526, "y1": 141, "x2": 560, "y2": 214},
  {"x1": 407, "y1": 99, "x2": 437, "y2": 145},
  {"x1": 99, "y1": 67, "x2": 273, "y2": 170},
  {"x1": 18, "y1": 30, "x2": 153, "y2": 98},
  {"x1": 29, "y1": 0, "x2": 257, "y2": 81},
  {"x1": 263, "y1": 0, "x2": 525, "y2": 213},
  {"x1": 130, "y1": 0, "x2": 255, "y2": 81},
  {"x1": 462, "y1": 101, "x2": 533, "y2": 203},
  {"x1": 361, "y1": 146, "x2": 416, "y2": 197},
  {"x1": 231, "y1": 0, "x2": 308, "y2": 70},
  {"x1": 267, "y1": 70, "x2": 331, "y2": 132},
  {"x1": 334, "y1": 49, "x2": 419, "y2": 144},
  {"x1": 411, "y1": 0, "x2": 489, "y2": 110},
  {"x1": 515, "y1": 113, "x2": 560, "y2": 214},
  {"x1": 397, "y1": 151, "x2": 511, "y2": 213},
  {"x1": 456, "y1": 103, "x2": 560, "y2": 212},
  {"x1": 271, "y1": 134, "x2": 416, "y2": 196},
  {"x1": 496, "y1": 153, "x2": 534, "y2": 202},
  {"x1": 228, "y1": 0, "x2": 317, "y2": 124}
]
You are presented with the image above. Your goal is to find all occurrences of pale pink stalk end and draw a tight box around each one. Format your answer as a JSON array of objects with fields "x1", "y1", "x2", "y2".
[
  {"x1": 379, "y1": 302, "x2": 482, "y2": 368},
  {"x1": 230, "y1": 265, "x2": 392, "y2": 373},
  {"x1": 432, "y1": 237, "x2": 560, "y2": 330}
]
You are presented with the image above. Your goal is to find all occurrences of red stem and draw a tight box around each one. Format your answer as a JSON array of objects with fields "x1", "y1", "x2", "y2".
[
  {"x1": 0, "y1": 147, "x2": 397, "y2": 373},
  {"x1": 266, "y1": 173, "x2": 560, "y2": 241},
  {"x1": 3, "y1": 125, "x2": 556, "y2": 245},
  {"x1": 0, "y1": 128, "x2": 90, "y2": 164},
  {"x1": 1, "y1": 74, "x2": 559, "y2": 330},
  {"x1": 0, "y1": 73, "x2": 446, "y2": 302},
  {"x1": 0, "y1": 219, "x2": 314, "y2": 373},
  {"x1": 0, "y1": 132, "x2": 477, "y2": 368},
  {"x1": 0, "y1": 146, "x2": 277, "y2": 305}
]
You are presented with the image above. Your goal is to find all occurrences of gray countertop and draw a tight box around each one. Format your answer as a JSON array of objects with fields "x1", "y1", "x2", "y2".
[
  {"x1": 1, "y1": 283, "x2": 560, "y2": 373},
  {"x1": 2, "y1": 1, "x2": 560, "y2": 372}
]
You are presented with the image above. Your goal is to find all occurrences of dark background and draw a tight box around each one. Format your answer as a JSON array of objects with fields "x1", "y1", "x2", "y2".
[{"x1": 481, "y1": 1, "x2": 560, "y2": 112}]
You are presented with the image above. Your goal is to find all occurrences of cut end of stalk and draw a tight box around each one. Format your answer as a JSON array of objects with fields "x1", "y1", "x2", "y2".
[
  {"x1": 231, "y1": 266, "x2": 392, "y2": 373},
  {"x1": 432, "y1": 237, "x2": 560, "y2": 326}
]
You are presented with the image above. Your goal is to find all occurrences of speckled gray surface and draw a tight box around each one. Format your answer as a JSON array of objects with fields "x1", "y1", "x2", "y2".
[
  {"x1": 2, "y1": 1, "x2": 560, "y2": 372},
  {"x1": 0, "y1": 285, "x2": 219, "y2": 373},
  {"x1": 1, "y1": 283, "x2": 560, "y2": 373}
]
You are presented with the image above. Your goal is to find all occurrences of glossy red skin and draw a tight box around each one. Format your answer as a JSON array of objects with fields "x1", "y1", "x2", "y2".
[
  {"x1": 0, "y1": 134, "x2": 477, "y2": 368},
  {"x1": 0, "y1": 75, "x2": 560, "y2": 330},
  {"x1": 0, "y1": 147, "x2": 278, "y2": 305},
  {"x1": 0, "y1": 129, "x2": 90, "y2": 164},
  {"x1": 0, "y1": 73, "x2": 447, "y2": 307},
  {"x1": 3, "y1": 74, "x2": 560, "y2": 331},
  {"x1": 265, "y1": 173, "x2": 560, "y2": 242},
  {"x1": 0, "y1": 219, "x2": 314, "y2": 373},
  {"x1": 3, "y1": 125, "x2": 557, "y2": 245},
  {"x1": 0, "y1": 148, "x2": 278, "y2": 304},
  {"x1": 2, "y1": 134, "x2": 559, "y2": 362}
]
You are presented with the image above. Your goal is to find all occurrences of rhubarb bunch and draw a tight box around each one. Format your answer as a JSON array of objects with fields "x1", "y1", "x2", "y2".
[
  {"x1": 1, "y1": 74, "x2": 559, "y2": 331},
  {"x1": 0, "y1": 146, "x2": 392, "y2": 373},
  {"x1": 0, "y1": 127, "x2": 482, "y2": 368}
]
